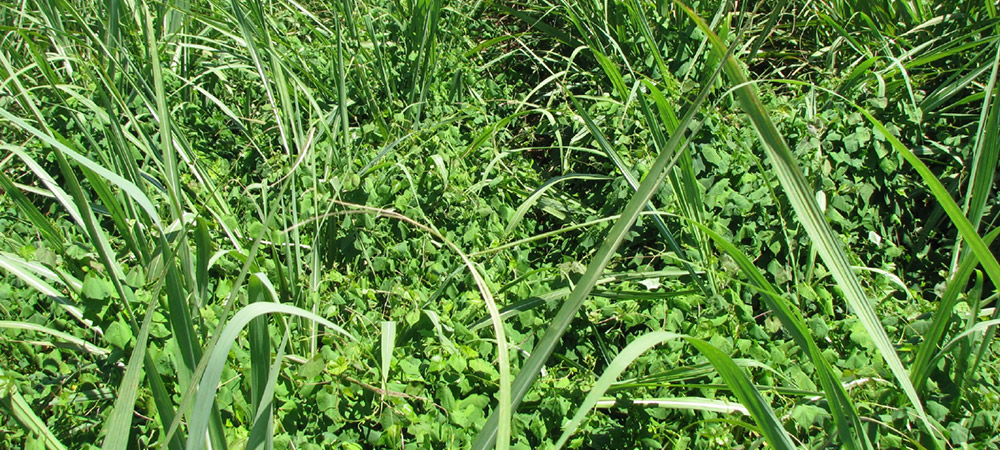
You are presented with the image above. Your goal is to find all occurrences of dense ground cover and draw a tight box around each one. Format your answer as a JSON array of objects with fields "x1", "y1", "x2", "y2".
[{"x1": 1, "y1": 0, "x2": 999, "y2": 448}]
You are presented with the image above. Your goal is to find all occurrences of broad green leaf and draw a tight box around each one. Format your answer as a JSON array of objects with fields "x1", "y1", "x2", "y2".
[
  {"x1": 81, "y1": 274, "x2": 111, "y2": 300},
  {"x1": 104, "y1": 320, "x2": 134, "y2": 349}
]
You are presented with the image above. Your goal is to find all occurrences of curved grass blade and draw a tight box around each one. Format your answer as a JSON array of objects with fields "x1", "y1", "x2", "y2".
[
  {"x1": 935, "y1": 317, "x2": 1000, "y2": 361},
  {"x1": 685, "y1": 338, "x2": 795, "y2": 450},
  {"x1": 186, "y1": 302, "x2": 355, "y2": 450},
  {"x1": 0, "y1": 252, "x2": 94, "y2": 333},
  {"x1": 505, "y1": 173, "x2": 613, "y2": 236},
  {"x1": 676, "y1": 1, "x2": 939, "y2": 442},
  {"x1": 0, "y1": 109, "x2": 163, "y2": 230},
  {"x1": 717, "y1": 72, "x2": 1000, "y2": 413},
  {"x1": 0, "y1": 321, "x2": 109, "y2": 357},
  {"x1": 1, "y1": 377, "x2": 68, "y2": 450},
  {"x1": 471, "y1": 24, "x2": 728, "y2": 450},
  {"x1": 554, "y1": 331, "x2": 795, "y2": 450},
  {"x1": 316, "y1": 201, "x2": 515, "y2": 450},
  {"x1": 690, "y1": 221, "x2": 871, "y2": 449},
  {"x1": 1, "y1": 145, "x2": 85, "y2": 232}
]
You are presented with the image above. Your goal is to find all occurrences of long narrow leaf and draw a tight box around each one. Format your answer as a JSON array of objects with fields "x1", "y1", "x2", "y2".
[
  {"x1": 1, "y1": 377, "x2": 68, "y2": 450},
  {"x1": 186, "y1": 302, "x2": 355, "y2": 450},
  {"x1": 554, "y1": 332, "x2": 795, "y2": 450},
  {"x1": 471, "y1": 21, "x2": 727, "y2": 449},
  {"x1": 677, "y1": 2, "x2": 939, "y2": 441}
]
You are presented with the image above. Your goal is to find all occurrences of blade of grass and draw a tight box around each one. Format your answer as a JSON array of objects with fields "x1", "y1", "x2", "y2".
[
  {"x1": 186, "y1": 302, "x2": 355, "y2": 450},
  {"x1": 677, "y1": 2, "x2": 940, "y2": 443},
  {"x1": 912, "y1": 227, "x2": 1000, "y2": 393},
  {"x1": 549, "y1": 2, "x2": 715, "y2": 296},
  {"x1": 554, "y1": 331, "x2": 795, "y2": 450},
  {"x1": 0, "y1": 377, "x2": 68, "y2": 450},
  {"x1": 0, "y1": 321, "x2": 109, "y2": 357},
  {"x1": 247, "y1": 323, "x2": 290, "y2": 450},
  {"x1": 571, "y1": 93, "x2": 713, "y2": 297},
  {"x1": 593, "y1": 397, "x2": 749, "y2": 415},
  {"x1": 0, "y1": 252, "x2": 95, "y2": 333},
  {"x1": 690, "y1": 221, "x2": 872, "y2": 449},
  {"x1": 953, "y1": 39, "x2": 1000, "y2": 268},
  {"x1": 858, "y1": 109, "x2": 1000, "y2": 306},
  {"x1": 505, "y1": 173, "x2": 613, "y2": 236},
  {"x1": 380, "y1": 320, "x2": 396, "y2": 397},
  {"x1": 247, "y1": 273, "x2": 274, "y2": 446},
  {"x1": 0, "y1": 169, "x2": 64, "y2": 250},
  {"x1": 101, "y1": 278, "x2": 173, "y2": 450},
  {"x1": 713, "y1": 72, "x2": 1000, "y2": 407},
  {"x1": 931, "y1": 317, "x2": 1000, "y2": 365},
  {"x1": 319, "y1": 201, "x2": 515, "y2": 450},
  {"x1": 0, "y1": 112, "x2": 162, "y2": 230},
  {"x1": 470, "y1": 20, "x2": 727, "y2": 450}
]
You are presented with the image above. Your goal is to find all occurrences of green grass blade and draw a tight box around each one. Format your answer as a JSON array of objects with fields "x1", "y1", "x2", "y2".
[
  {"x1": 186, "y1": 302, "x2": 355, "y2": 450},
  {"x1": 956, "y1": 40, "x2": 1000, "y2": 256},
  {"x1": 471, "y1": 26, "x2": 725, "y2": 450},
  {"x1": 594, "y1": 397, "x2": 749, "y2": 415},
  {"x1": 554, "y1": 331, "x2": 682, "y2": 449},
  {"x1": 0, "y1": 252, "x2": 93, "y2": 332},
  {"x1": 572, "y1": 93, "x2": 712, "y2": 296},
  {"x1": 1, "y1": 377, "x2": 68, "y2": 450},
  {"x1": 911, "y1": 227, "x2": 1000, "y2": 393},
  {"x1": 246, "y1": 273, "x2": 276, "y2": 450},
  {"x1": 1, "y1": 144, "x2": 84, "y2": 231},
  {"x1": 0, "y1": 321, "x2": 109, "y2": 357},
  {"x1": 141, "y1": 2, "x2": 183, "y2": 221},
  {"x1": 554, "y1": 331, "x2": 795, "y2": 450},
  {"x1": 100, "y1": 287, "x2": 169, "y2": 450},
  {"x1": 505, "y1": 173, "x2": 613, "y2": 236},
  {"x1": 247, "y1": 273, "x2": 276, "y2": 408},
  {"x1": 690, "y1": 221, "x2": 871, "y2": 449},
  {"x1": 247, "y1": 326, "x2": 290, "y2": 450},
  {"x1": 677, "y1": 2, "x2": 940, "y2": 442},
  {"x1": 0, "y1": 110, "x2": 163, "y2": 230},
  {"x1": 0, "y1": 170, "x2": 64, "y2": 250},
  {"x1": 684, "y1": 338, "x2": 796, "y2": 450},
  {"x1": 380, "y1": 320, "x2": 396, "y2": 396},
  {"x1": 932, "y1": 317, "x2": 1000, "y2": 363},
  {"x1": 857, "y1": 107, "x2": 1000, "y2": 303}
]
